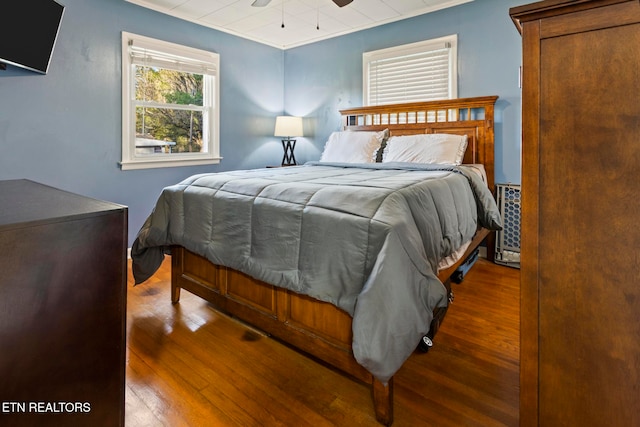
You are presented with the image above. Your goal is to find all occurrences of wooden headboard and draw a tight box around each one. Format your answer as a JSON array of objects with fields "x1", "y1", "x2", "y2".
[{"x1": 340, "y1": 96, "x2": 499, "y2": 194}]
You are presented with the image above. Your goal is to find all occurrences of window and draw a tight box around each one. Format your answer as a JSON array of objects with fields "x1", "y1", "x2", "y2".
[
  {"x1": 121, "y1": 32, "x2": 220, "y2": 170},
  {"x1": 363, "y1": 35, "x2": 457, "y2": 106}
]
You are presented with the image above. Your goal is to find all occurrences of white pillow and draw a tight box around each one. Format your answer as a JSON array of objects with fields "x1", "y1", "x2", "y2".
[
  {"x1": 382, "y1": 133, "x2": 468, "y2": 165},
  {"x1": 320, "y1": 129, "x2": 388, "y2": 163}
]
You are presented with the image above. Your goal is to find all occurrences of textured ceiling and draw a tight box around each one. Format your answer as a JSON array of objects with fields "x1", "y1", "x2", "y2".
[{"x1": 125, "y1": 0, "x2": 473, "y2": 49}]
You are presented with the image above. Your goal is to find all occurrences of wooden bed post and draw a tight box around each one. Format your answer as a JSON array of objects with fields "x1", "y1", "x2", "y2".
[
  {"x1": 372, "y1": 378, "x2": 394, "y2": 426},
  {"x1": 171, "y1": 246, "x2": 182, "y2": 303}
]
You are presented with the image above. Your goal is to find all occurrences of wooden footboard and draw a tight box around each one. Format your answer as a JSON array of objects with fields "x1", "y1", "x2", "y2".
[
  {"x1": 171, "y1": 245, "x2": 394, "y2": 424},
  {"x1": 170, "y1": 227, "x2": 490, "y2": 425}
]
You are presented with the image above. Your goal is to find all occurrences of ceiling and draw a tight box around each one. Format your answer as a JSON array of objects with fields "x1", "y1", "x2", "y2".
[{"x1": 125, "y1": 0, "x2": 473, "y2": 49}]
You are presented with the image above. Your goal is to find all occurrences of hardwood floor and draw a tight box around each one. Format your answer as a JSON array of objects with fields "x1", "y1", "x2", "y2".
[{"x1": 125, "y1": 257, "x2": 519, "y2": 426}]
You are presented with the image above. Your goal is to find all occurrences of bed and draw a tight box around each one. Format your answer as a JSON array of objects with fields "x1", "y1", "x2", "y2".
[{"x1": 131, "y1": 95, "x2": 501, "y2": 425}]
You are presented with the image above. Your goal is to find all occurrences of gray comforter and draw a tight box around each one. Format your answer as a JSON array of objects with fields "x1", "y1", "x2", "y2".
[{"x1": 131, "y1": 162, "x2": 502, "y2": 382}]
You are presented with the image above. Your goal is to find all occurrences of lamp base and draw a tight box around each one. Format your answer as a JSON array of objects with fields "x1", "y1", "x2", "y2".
[{"x1": 281, "y1": 138, "x2": 297, "y2": 166}]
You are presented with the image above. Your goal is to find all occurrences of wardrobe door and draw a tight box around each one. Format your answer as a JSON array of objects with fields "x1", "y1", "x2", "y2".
[
  {"x1": 516, "y1": 2, "x2": 640, "y2": 426},
  {"x1": 538, "y1": 21, "x2": 640, "y2": 425}
]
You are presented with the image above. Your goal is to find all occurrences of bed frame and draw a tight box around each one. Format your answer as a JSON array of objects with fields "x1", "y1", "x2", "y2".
[{"x1": 170, "y1": 96, "x2": 499, "y2": 425}]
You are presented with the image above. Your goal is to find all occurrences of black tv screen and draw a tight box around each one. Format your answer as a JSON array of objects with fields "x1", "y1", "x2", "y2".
[{"x1": 0, "y1": 0, "x2": 65, "y2": 74}]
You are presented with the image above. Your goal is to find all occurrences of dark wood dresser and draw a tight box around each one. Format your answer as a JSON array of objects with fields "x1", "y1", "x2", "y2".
[
  {"x1": 510, "y1": 1, "x2": 640, "y2": 426},
  {"x1": 0, "y1": 179, "x2": 127, "y2": 426}
]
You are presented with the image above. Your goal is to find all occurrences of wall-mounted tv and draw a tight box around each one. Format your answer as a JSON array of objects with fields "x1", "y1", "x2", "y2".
[{"x1": 0, "y1": 0, "x2": 65, "y2": 74}]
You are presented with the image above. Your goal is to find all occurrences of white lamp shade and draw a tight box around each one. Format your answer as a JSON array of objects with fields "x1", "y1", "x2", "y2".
[{"x1": 274, "y1": 116, "x2": 303, "y2": 137}]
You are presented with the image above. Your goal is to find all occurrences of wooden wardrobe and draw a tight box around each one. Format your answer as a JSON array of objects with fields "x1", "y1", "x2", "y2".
[{"x1": 510, "y1": 1, "x2": 640, "y2": 426}]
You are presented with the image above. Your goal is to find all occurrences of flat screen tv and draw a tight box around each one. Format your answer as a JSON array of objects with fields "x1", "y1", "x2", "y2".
[{"x1": 0, "y1": 0, "x2": 65, "y2": 74}]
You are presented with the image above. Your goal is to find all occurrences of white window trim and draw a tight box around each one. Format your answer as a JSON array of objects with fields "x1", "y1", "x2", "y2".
[
  {"x1": 120, "y1": 32, "x2": 221, "y2": 170},
  {"x1": 363, "y1": 35, "x2": 458, "y2": 106}
]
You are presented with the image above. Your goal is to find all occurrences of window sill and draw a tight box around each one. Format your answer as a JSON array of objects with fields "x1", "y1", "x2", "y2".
[{"x1": 120, "y1": 156, "x2": 222, "y2": 171}]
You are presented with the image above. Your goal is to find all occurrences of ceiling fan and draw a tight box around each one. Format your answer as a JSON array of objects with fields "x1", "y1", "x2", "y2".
[{"x1": 252, "y1": 0, "x2": 353, "y2": 7}]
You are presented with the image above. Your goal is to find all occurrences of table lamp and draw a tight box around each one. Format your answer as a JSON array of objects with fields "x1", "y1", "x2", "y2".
[{"x1": 274, "y1": 116, "x2": 303, "y2": 166}]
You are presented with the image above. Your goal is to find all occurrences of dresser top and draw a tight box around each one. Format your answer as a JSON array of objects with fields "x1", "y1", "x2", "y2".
[{"x1": 0, "y1": 179, "x2": 126, "y2": 229}]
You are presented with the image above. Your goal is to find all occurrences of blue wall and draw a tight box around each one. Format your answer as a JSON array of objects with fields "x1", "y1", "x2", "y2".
[
  {"x1": 0, "y1": 0, "x2": 284, "y2": 245},
  {"x1": 284, "y1": 0, "x2": 524, "y2": 186},
  {"x1": 0, "y1": 0, "x2": 525, "y2": 247}
]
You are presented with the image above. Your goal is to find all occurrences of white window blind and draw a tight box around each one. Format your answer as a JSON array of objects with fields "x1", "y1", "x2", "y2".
[
  {"x1": 128, "y1": 40, "x2": 217, "y2": 75},
  {"x1": 364, "y1": 35, "x2": 457, "y2": 106}
]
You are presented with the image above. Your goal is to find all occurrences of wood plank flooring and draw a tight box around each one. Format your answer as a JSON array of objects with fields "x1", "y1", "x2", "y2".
[{"x1": 125, "y1": 257, "x2": 519, "y2": 426}]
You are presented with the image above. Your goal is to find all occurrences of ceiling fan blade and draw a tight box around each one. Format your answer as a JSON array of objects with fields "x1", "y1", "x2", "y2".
[
  {"x1": 251, "y1": 0, "x2": 271, "y2": 6},
  {"x1": 332, "y1": 0, "x2": 353, "y2": 6}
]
